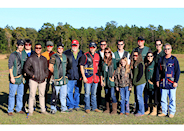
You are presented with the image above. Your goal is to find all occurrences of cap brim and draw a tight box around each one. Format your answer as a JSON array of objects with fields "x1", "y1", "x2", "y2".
[{"x1": 72, "y1": 44, "x2": 78, "y2": 46}]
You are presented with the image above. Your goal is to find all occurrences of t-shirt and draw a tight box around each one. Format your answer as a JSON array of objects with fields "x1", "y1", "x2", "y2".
[
  {"x1": 25, "y1": 50, "x2": 31, "y2": 57},
  {"x1": 117, "y1": 50, "x2": 131, "y2": 65}
]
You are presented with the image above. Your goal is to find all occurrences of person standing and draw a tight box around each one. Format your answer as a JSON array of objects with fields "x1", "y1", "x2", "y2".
[
  {"x1": 100, "y1": 47, "x2": 117, "y2": 114},
  {"x1": 64, "y1": 40, "x2": 83, "y2": 112},
  {"x1": 49, "y1": 43, "x2": 69, "y2": 113},
  {"x1": 22, "y1": 39, "x2": 35, "y2": 113},
  {"x1": 131, "y1": 50, "x2": 146, "y2": 117},
  {"x1": 24, "y1": 43, "x2": 49, "y2": 116},
  {"x1": 80, "y1": 42, "x2": 101, "y2": 114},
  {"x1": 153, "y1": 39, "x2": 165, "y2": 115},
  {"x1": 7, "y1": 39, "x2": 27, "y2": 116},
  {"x1": 156, "y1": 43, "x2": 180, "y2": 118},
  {"x1": 42, "y1": 41, "x2": 55, "y2": 108}
]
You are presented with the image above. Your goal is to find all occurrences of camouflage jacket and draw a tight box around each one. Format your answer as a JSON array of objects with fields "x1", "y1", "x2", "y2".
[{"x1": 114, "y1": 67, "x2": 132, "y2": 88}]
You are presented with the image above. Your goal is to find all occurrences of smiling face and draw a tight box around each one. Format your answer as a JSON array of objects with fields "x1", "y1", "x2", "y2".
[
  {"x1": 35, "y1": 45, "x2": 42, "y2": 55},
  {"x1": 17, "y1": 44, "x2": 24, "y2": 52},
  {"x1": 155, "y1": 41, "x2": 162, "y2": 51},
  {"x1": 71, "y1": 44, "x2": 79, "y2": 52},
  {"x1": 120, "y1": 59, "x2": 127, "y2": 67},
  {"x1": 117, "y1": 41, "x2": 124, "y2": 50},
  {"x1": 104, "y1": 49, "x2": 111, "y2": 58},
  {"x1": 133, "y1": 52, "x2": 138, "y2": 61},
  {"x1": 100, "y1": 41, "x2": 107, "y2": 50},
  {"x1": 147, "y1": 53, "x2": 154, "y2": 63},
  {"x1": 164, "y1": 44, "x2": 172, "y2": 55}
]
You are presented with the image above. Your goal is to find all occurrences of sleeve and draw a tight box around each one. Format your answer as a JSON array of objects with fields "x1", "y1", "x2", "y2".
[
  {"x1": 156, "y1": 57, "x2": 161, "y2": 82},
  {"x1": 174, "y1": 58, "x2": 180, "y2": 83},
  {"x1": 8, "y1": 53, "x2": 15, "y2": 69},
  {"x1": 79, "y1": 54, "x2": 86, "y2": 66},
  {"x1": 44, "y1": 58, "x2": 49, "y2": 78},
  {"x1": 136, "y1": 63, "x2": 143, "y2": 82},
  {"x1": 129, "y1": 72, "x2": 133, "y2": 88},
  {"x1": 114, "y1": 69, "x2": 119, "y2": 88},
  {"x1": 24, "y1": 57, "x2": 34, "y2": 77},
  {"x1": 49, "y1": 55, "x2": 56, "y2": 65}
]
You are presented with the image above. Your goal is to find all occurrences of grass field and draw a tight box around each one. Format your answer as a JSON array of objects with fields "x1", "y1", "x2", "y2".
[{"x1": 0, "y1": 54, "x2": 184, "y2": 124}]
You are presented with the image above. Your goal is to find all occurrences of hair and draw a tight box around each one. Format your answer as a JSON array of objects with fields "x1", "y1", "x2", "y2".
[
  {"x1": 164, "y1": 43, "x2": 172, "y2": 50},
  {"x1": 100, "y1": 40, "x2": 106, "y2": 43},
  {"x1": 145, "y1": 52, "x2": 154, "y2": 65},
  {"x1": 117, "y1": 40, "x2": 124, "y2": 44},
  {"x1": 130, "y1": 50, "x2": 143, "y2": 69},
  {"x1": 35, "y1": 43, "x2": 42, "y2": 47},
  {"x1": 104, "y1": 47, "x2": 112, "y2": 66},
  {"x1": 118, "y1": 57, "x2": 130, "y2": 75},
  {"x1": 25, "y1": 39, "x2": 32, "y2": 45},
  {"x1": 155, "y1": 39, "x2": 162, "y2": 44}
]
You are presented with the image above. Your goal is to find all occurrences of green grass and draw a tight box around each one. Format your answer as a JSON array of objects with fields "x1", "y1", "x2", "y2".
[{"x1": 0, "y1": 57, "x2": 184, "y2": 124}]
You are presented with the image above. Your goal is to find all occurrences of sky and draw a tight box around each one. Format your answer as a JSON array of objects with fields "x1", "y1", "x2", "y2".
[{"x1": 0, "y1": 1, "x2": 184, "y2": 31}]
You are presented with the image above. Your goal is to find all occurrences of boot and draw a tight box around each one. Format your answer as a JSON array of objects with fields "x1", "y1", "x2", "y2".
[
  {"x1": 103, "y1": 102, "x2": 110, "y2": 113},
  {"x1": 144, "y1": 106, "x2": 150, "y2": 115},
  {"x1": 111, "y1": 103, "x2": 117, "y2": 115},
  {"x1": 150, "y1": 106, "x2": 157, "y2": 116}
]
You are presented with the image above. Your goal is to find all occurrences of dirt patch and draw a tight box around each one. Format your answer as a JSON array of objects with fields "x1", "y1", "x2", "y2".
[
  {"x1": 172, "y1": 54, "x2": 184, "y2": 59},
  {"x1": 0, "y1": 54, "x2": 9, "y2": 59}
]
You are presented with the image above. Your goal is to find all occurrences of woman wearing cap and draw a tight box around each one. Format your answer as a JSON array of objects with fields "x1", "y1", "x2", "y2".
[{"x1": 100, "y1": 47, "x2": 117, "y2": 115}]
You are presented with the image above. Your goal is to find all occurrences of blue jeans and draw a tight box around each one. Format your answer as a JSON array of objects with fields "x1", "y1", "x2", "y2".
[
  {"x1": 51, "y1": 84, "x2": 67, "y2": 111},
  {"x1": 120, "y1": 86, "x2": 130, "y2": 113},
  {"x1": 134, "y1": 83, "x2": 146, "y2": 115},
  {"x1": 8, "y1": 83, "x2": 24, "y2": 113},
  {"x1": 66, "y1": 80, "x2": 81, "y2": 109},
  {"x1": 161, "y1": 88, "x2": 177, "y2": 115},
  {"x1": 104, "y1": 87, "x2": 117, "y2": 103},
  {"x1": 144, "y1": 88, "x2": 155, "y2": 110},
  {"x1": 84, "y1": 83, "x2": 98, "y2": 110}
]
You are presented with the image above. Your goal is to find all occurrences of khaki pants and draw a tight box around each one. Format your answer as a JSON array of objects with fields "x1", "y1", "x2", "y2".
[{"x1": 29, "y1": 79, "x2": 46, "y2": 113}]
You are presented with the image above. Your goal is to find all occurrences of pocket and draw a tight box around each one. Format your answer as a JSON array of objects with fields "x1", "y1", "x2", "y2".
[{"x1": 109, "y1": 77, "x2": 115, "y2": 87}]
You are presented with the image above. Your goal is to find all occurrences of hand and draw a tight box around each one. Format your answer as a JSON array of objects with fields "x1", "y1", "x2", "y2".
[
  {"x1": 111, "y1": 76, "x2": 114, "y2": 80},
  {"x1": 156, "y1": 81, "x2": 159, "y2": 88},
  {"x1": 101, "y1": 81, "x2": 105, "y2": 87},
  {"x1": 83, "y1": 76, "x2": 88, "y2": 83},
  {"x1": 128, "y1": 88, "x2": 132, "y2": 91},
  {"x1": 116, "y1": 87, "x2": 119, "y2": 91},
  {"x1": 173, "y1": 82, "x2": 178, "y2": 88},
  {"x1": 10, "y1": 77, "x2": 15, "y2": 84},
  {"x1": 32, "y1": 75, "x2": 35, "y2": 78}
]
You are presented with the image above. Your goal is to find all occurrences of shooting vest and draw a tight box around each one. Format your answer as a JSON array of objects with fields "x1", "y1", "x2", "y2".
[
  {"x1": 145, "y1": 61, "x2": 155, "y2": 91},
  {"x1": 114, "y1": 50, "x2": 128, "y2": 68},
  {"x1": 84, "y1": 52, "x2": 100, "y2": 83},
  {"x1": 53, "y1": 53, "x2": 68, "y2": 86},
  {"x1": 10, "y1": 51, "x2": 27, "y2": 84},
  {"x1": 159, "y1": 56, "x2": 175, "y2": 89}
]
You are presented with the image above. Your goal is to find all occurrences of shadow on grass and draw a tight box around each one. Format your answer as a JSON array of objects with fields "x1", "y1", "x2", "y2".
[
  {"x1": 0, "y1": 92, "x2": 9, "y2": 113},
  {"x1": 180, "y1": 71, "x2": 184, "y2": 73}
]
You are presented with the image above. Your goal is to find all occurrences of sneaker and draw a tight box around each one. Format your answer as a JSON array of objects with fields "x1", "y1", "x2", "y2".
[
  {"x1": 158, "y1": 113, "x2": 166, "y2": 117},
  {"x1": 23, "y1": 107, "x2": 29, "y2": 113},
  {"x1": 50, "y1": 109, "x2": 56, "y2": 114},
  {"x1": 85, "y1": 109, "x2": 90, "y2": 114},
  {"x1": 68, "y1": 109, "x2": 73, "y2": 112},
  {"x1": 17, "y1": 111, "x2": 25, "y2": 114},
  {"x1": 120, "y1": 113, "x2": 124, "y2": 115},
  {"x1": 41, "y1": 111, "x2": 49, "y2": 115},
  {"x1": 94, "y1": 109, "x2": 101, "y2": 113},
  {"x1": 135, "y1": 113, "x2": 144, "y2": 117},
  {"x1": 8, "y1": 112, "x2": 13, "y2": 116},
  {"x1": 125, "y1": 113, "x2": 129, "y2": 116},
  {"x1": 169, "y1": 114, "x2": 174, "y2": 118}
]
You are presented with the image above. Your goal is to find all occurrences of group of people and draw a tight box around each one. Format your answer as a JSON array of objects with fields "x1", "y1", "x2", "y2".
[{"x1": 7, "y1": 36, "x2": 180, "y2": 118}]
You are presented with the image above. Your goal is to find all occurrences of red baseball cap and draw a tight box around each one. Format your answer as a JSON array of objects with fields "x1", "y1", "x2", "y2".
[{"x1": 72, "y1": 40, "x2": 79, "y2": 45}]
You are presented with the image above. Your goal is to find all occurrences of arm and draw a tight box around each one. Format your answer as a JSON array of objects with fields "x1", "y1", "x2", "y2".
[
  {"x1": 80, "y1": 65, "x2": 88, "y2": 83},
  {"x1": 173, "y1": 58, "x2": 180, "y2": 87},
  {"x1": 8, "y1": 54, "x2": 15, "y2": 84},
  {"x1": 156, "y1": 57, "x2": 161, "y2": 87},
  {"x1": 24, "y1": 57, "x2": 34, "y2": 78}
]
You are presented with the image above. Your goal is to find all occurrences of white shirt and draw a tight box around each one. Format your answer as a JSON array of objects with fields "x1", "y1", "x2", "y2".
[{"x1": 118, "y1": 50, "x2": 131, "y2": 65}]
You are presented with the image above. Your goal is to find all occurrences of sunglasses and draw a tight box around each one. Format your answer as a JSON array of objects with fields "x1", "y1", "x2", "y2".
[
  {"x1": 105, "y1": 52, "x2": 111, "y2": 54},
  {"x1": 100, "y1": 44, "x2": 106, "y2": 46},
  {"x1": 47, "y1": 45, "x2": 53, "y2": 48},
  {"x1": 90, "y1": 47, "x2": 96, "y2": 49},
  {"x1": 165, "y1": 48, "x2": 171, "y2": 50},
  {"x1": 133, "y1": 55, "x2": 138, "y2": 57},
  {"x1": 147, "y1": 55, "x2": 153, "y2": 57},
  {"x1": 35, "y1": 47, "x2": 42, "y2": 50},
  {"x1": 118, "y1": 44, "x2": 124, "y2": 46},
  {"x1": 58, "y1": 47, "x2": 63, "y2": 50},
  {"x1": 138, "y1": 40, "x2": 144, "y2": 42},
  {"x1": 156, "y1": 44, "x2": 162, "y2": 46},
  {"x1": 25, "y1": 44, "x2": 31, "y2": 46}
]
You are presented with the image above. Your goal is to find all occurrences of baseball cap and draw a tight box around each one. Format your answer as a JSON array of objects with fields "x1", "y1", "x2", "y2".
[
  {"x1": 72, "y1": 40, "x2": 79, "y2": 45},
  {"x1": 46, "y1": 41, "x2": 54, "y2": 46},
  {"x1": 138, "y1": 36, "x2": 145, "y2": 41},
  {"x1": 17, "y1": 39, "x2": 25, "y2": 46},
  {"x1": 89, "y1": 42, "x2": 97, "y2": 48},
  {"x1": 57, "y1": 42, "x2": 64, "y2": 48}
]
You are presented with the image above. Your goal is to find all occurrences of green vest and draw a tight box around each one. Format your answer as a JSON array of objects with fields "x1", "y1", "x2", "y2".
[
  {"x1": 145, "y1": 61, "x2": 155, "y2": 91},
  {"x1": 53, "y1": 53, "x2": 68, "y2": 86},
  {"x1": 133, "y1": 46, "x2": 150, "y2": 63},
  {"x1": 114, "y1": 50, "x2": 129, "y2": 69},
  {"x1": 133, "y1": 61, "x2": 146, "y2": 86},
  {"x1": 10, "y1": 51, "x2": 27, "y2": 85}
]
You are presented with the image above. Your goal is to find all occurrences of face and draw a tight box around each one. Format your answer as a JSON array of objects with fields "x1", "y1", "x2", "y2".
[
  {"x1": 155, "y1": 41, "x2": 162, "y2": 50},
  {"x1": 100, "y1": 41, "x2": 107, "y2": 50},
  {"x1": 47, "y1": 45, "x2": 53, "y2": 52},
  {"x1": 35, "y1": 45, "x2": 42, "y2": 55},
  {"x1": 133, "y1": 52, "x2": 138, "y2": 61},
  {"x1": 164, "y1": 45, "x2": 172, "y2": 55},
  {"x1": 17, "y1": 44, "x2": 24, "y2": 52},
  {"x1": 89, "y1": 46, "x2": 97, "y2": 54},
  {"x1": 117, "y1": 41, "x2": 124, "y2": 50},
  {"x1": 25, "y1": 42, "x2": 32, "y2": 50},
  {"x1": 71, "y1": 44, "x2": 79, "y2": 52},
  {"x1": 147, "y1": 53, "x2": 154, "y2": 62},
  {"x1": 104, "y1": 50, "x2": 111, "y2": 58},
  {"x1": 57, "y1": 46, "x2": 63, "y2": 54},
  {"x1": 120, "y1": 60, "x2": 127, "y2": 67},
  {"x1": 138, "y1": 40, "x2": 145, "y2": 47}
]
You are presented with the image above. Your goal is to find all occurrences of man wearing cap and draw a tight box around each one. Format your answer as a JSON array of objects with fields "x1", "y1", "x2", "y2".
[
  {"x1": 80, "y1": 42, "x2": 101, "y2": 113},
  {"x1": 24, "y1": 43, "x2": 49, "y2": 116},
  {"x1": 131, "y1": 36, "x2": 152, "y2": 63},
  {"x1": 49, "y1": 43, "x2": 69, "y2": 113},
  {"x1": 42, "y1": 41, "x2": 55, "y2": 108},
  {"x1": 8, "y1": 39, "x2": 27, "y2": 116},
  {"x1": 64, "y1": 40, "x2": 83, "y2": 112},
  {"x1": 22, "y1": 39, "x2": 35, "y2": 113}
]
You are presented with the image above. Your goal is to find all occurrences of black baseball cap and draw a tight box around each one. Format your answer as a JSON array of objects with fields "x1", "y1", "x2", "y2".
[
  {"x1": 89, "y1": 42, "x2": 97, "y2": 47},
  {"x1": 17, "y1": 39, "x2": 25, "y2": 46},
  {"x1": 138, "y1": 36, "x2": 145, "y2": 40},
  {"x1": 57, "y1": 42, "x2": 64, "y2": 48}
]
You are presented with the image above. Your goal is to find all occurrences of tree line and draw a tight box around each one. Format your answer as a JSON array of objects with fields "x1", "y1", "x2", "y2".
[{"x1": 0, "y1": 21, "x2": 184, "y2": 53}]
